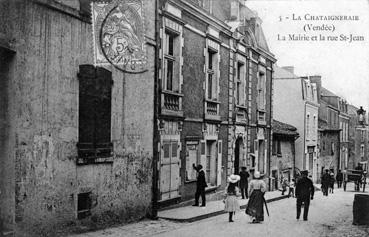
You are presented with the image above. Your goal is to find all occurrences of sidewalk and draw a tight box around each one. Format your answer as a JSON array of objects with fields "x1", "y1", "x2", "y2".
[
  {"x1": 158, "y1": 190, "x2": 288, "y2": 222},
  {"x1": 69, "y1": 190, "x2": 290, "y2": 237}
]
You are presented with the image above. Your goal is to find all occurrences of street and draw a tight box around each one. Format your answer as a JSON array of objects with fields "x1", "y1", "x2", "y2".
[{"x1": 72, "y1": 184, "x2": 369, "y2": 237}]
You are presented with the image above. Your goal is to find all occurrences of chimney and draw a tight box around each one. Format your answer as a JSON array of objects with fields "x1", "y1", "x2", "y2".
[
  {"x1": 309, "y1": 75, "x2": 322, "y2": 103},
  {"x1": 282, "y1": 66, "x2": 294, "y2": 74}
]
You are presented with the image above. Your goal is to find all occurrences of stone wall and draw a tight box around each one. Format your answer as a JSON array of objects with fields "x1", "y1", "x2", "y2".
[{"x1": 0, "y1": 0, "x2": 155, "y2": 236}]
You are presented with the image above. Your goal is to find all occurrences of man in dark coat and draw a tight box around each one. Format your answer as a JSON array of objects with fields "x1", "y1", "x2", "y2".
[
  {"x1": 336, "y1": 170, "x2": 343, "y2": 188},
  {"x1": 192, "y1": 164, "x2": 208, "y2": 206},
  {"x1": 296, "y1": 170, "x2": 314, "y2": 221},
  {"x1": 321, "y1": 169, "x2": 330, "y2": 196},
  {"x1": 239, "y1": 166, "x2": 250, "y2": 199}
]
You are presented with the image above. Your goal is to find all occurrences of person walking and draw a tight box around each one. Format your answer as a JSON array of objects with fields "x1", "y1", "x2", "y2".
[
  {"x1": 295, "y1": 170, "x2": 314, "y2": 221},
  {"x1": 239, "y1": 167, "x2": 250, "y2": 199},
  {"x1": 288, "y1": 179, "x2": 295, "y2": 198},
  {"x1": 281, "y1": 178, "x2": 288, "y2": 195},
  {"x1": 329, "y1": 170, "x2": 335, "y2": 194},
  {"x1": 224, "y1": 174, "x2": 241, "y2": 222},
  {"x1": 321, "y1": 169, "x2": 330, "y2": 196},
  {"x1": 192, "y1": 164, "x2": 207, "y2": 207},
  {"x1": 336, "y1": 170, "x2": 343, "y2": 188},
  {"x1": 246, "y1": 171, "x2": 267, "y2": 223}
]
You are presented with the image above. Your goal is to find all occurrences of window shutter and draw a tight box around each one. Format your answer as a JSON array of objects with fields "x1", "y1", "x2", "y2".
[
  {"x1": 95, "y1": 67, "x2": 112, "y2": 156},
  {"x1": 78, "y1": 65, "x2": 97, "y2": 158},
  {"x1": 77, "y1": 65, "x2": 112, "y2": 160},
  {"x1": 200, "y1": 140, "x2": 206, "y2": 169},
  {"x1": 217, "y1": 140, "x2": 222, "y2": 186}
]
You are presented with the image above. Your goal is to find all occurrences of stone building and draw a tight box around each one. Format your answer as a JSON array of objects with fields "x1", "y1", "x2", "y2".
[
  {"x1": 315, "y1": 86, "x2": 341, "y2": 180},
  {"x1": 270, "y1": 120, "x2": 299, "y2": 191},
  {"x1": 273, "y1": 67, "x2": 319, "y2": 182},
  {"x1": 338, "y1": 99, "x2": 350, "y2": 170},
  {"x1": 156, "y1": 0, "x2": 276, "y2": 205},
  {"x1": 0, "y1": 0, "x2": 156, "y2": 236},
  {"x1": 348, "y1": 105, "x2": 369, "y2": 171},
  {"x1": 0, "y1": 0, "x2": 276, "y2": 235}
]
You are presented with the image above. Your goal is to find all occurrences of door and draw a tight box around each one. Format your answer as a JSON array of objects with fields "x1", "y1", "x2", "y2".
[
  {"x1": 234, "y1": 138, "x2": 242, "y2": 174},
  {"x1": 160, "y1": 141, "x2": 180, "y2": 200}
]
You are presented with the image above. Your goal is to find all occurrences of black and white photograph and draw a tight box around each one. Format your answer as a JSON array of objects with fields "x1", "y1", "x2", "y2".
[{"x1": 0, "y1": 0, "x2": 369, "y2": 236}]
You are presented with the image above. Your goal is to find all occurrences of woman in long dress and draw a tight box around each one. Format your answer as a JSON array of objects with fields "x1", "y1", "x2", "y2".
[
  {"x1": 245, "y1": 171, "x2": 267, "y2": 223},
  {"x1": 224, "y1": 174, "x2": 241, "y2": 222}
]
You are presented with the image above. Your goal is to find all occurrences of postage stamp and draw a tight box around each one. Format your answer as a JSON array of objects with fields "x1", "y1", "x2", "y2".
[{"x1": 92, "y1": 0, "x2": 147, "y2": 73}]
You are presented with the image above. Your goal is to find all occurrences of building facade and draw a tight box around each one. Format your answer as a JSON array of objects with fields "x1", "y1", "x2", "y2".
[
  {"x1": 348, "y1": 105, "x2": 369, "y2": 171},
  {"x1": 156, "y1": 0, "x2": 276, "y2": 204},
  {"x1": 339, "y1": 99, "x2": 350, "y2": 171},
  {"x1": 273, "y1": 67, "x2": 319, "y2": 182},
  {"x1": 270, "y1": 120, "x2": 299, "y2": 191}
]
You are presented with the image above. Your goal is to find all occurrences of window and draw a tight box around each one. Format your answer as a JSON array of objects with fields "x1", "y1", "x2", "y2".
[
  {"x1": 164, "y1": 30, "x2": 180, "y2": 92},
  {"x1": 273, "y1": 139, "x2": 281, "y2": 155},
  {"x1": 306, "y1": 114, "x2": 310, "y2": 139},
  {"x1": 361, "y1": 144, "x2": 365, "y2": 158},
  {"x1": 361, "y1": 131, "x2": 365, "y2": 141},
  {"x1": 77, "y1": 65, "x2": 113, "y2": 162},
  {"x1": 313, "y1": 115, "x2": 316, "y2": 139},
  {"x1": 331, "y1": 142, "x2": 335, "y2": 156},
  {"x1": 257, "y1": 71, "x2": 266, "y2": 110},
  {"x1": 77, "y1": 192, "x2": 92, "y2": 219},
  {"x1": 207, "y1": 49, "x2": 217, "y2": 100},
  {"x1": 236, "y1": 62, "x2": 245, "y2": 105},
  {"x1": 186, "y1": 142, "x2": 199, "y2": 181}
]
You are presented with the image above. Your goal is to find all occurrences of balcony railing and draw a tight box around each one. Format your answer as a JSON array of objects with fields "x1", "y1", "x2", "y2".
[
  {"x1": 161, "y1": 90, "x2": 183, "y2": 117},
  {"x1": 205, "y1": 100, "x2": 220, "y2": 121}
]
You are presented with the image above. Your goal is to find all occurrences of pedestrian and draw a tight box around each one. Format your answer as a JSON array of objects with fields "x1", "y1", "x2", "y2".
[
  {"x1": 321, "y1": 169, "x2": 330, "y2": 196},
  {"x1": 288, "y1": 179, "x2": 295, "y2": 198},
  {"x1": 281, "y1": 178, "x2": 288, "y2": 195},
  {"x1": 192, "y1": 163, "x2": 208, "y2": 207},
  {"x1": 336, "y1": 170, "x2": 343, "y2": 188},
  {"x1": 239, "y1": 166, "x2": 250, "y2": 199},
  {"x1": 329, "y1": 170, "x2": 335, "y2": 194},
  {"x1": 245, "y1": 171, "x2": 267, "y2": 223},
  {"x1": 224, "y1": 174, "x2": 241, "y2": 222},
  {"x1": 295, "y1": 170, "x2": 314, "y2": 221}
]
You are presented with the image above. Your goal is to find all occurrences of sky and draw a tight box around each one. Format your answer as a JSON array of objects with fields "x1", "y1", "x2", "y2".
[{"x1": 246, "y1": 0, "x2": 369, "y2": 110}]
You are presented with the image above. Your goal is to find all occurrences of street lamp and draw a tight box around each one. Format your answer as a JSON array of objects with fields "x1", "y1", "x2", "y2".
[{"x1": 357, "y1": 106, "x2": 366, "y2": 126}]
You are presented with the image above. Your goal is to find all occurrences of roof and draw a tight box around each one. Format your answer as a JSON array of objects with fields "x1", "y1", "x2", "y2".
[
  {"x1": 321, "y1": 87, "x2": 338, "y2": 97},
  {"x1": 272, "y1": 120, "x2": 299, "y2": 137},
  {"x1": 274, "y1": 66, "x2": 300, "y2": 79}
]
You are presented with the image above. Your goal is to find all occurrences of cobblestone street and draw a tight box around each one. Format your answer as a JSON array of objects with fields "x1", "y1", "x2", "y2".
[{"x1": 70, "y1": 184, "x2": 369, "y2": 237}]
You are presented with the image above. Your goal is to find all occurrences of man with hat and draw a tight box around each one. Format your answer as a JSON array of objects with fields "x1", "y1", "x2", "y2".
[
  {"x1": 239, "y1": 166, "x2": 250, "y2": 199},
  {"x1": 295, "y1": 170, "x2": 314, "y2": 221},
  {"x1": 192, "y1": 163, "x2": 208, "y2": 206}
]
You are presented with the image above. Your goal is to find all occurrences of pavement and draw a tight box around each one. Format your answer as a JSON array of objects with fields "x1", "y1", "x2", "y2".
[
  {"x1": 157, "y1": 189, "x2": 289, "y2": 222},
  {"x1": 69, "y1": 189, "x2": 293, "y2": 237}
]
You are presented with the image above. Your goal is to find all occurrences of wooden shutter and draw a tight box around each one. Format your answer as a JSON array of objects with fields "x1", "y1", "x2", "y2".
[
  {"x1": 78, "y1": 65, "x2": 97, "y2": 158},
  {"x1": 95, "y1": 67, "x2": 113, "y2": 157},
  {"x1": 77, "y1": 65, "x2": 112, "y2": 159},
  {"x1": 217, "y1": 140, "x2": 222, "y2": 186},
  {"x1": 200, "y1": 140, "x2": 206, "y2": 169}
]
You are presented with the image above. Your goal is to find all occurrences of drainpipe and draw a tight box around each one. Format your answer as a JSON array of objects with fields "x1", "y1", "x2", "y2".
[{"x1": 151, "y1": 0, "x2": 160, "y2": 220}]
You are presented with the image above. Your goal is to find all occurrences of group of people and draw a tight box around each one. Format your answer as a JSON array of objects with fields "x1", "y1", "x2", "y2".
[
  {"x1": 191, "y1": 164, "x2": 315, "y2": 223},
  {"x1": 321, "y1": 169, "x2": 343, "y2": 196},
  {"x1": 281, "y1": 178, "x2": 295, "y2": 198}
]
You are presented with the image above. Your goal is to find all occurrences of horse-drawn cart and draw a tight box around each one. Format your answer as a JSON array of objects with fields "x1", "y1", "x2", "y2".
[{"x1": 343, "y1": 169, "x2": 367, "y2": 192}]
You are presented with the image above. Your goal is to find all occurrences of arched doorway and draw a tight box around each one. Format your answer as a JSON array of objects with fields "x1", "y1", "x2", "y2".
[{"x1": 234, "y1": 137, "x2": 243, "y2": 174}]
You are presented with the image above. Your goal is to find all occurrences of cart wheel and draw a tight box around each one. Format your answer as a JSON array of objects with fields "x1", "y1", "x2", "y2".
[{"x1": 343, "y1": 182, "x2": 346, "y2": 191}]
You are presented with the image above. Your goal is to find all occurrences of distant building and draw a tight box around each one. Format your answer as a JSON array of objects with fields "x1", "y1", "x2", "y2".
[
  {"x1": 273, "y1": 67, "x2": 319, "y2": 182},
  {"x1": 338, "y1": 99, "x2": 350, "y2": 171},
  {"x1": 348, "y1": 105, "x2": 369, "y2": 171},
  {"x1": 270, "y1": 120, "x2": 299, "y2": 191}
]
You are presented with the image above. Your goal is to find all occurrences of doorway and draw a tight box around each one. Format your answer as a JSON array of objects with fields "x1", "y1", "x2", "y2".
[{"x1": 234, "y1": 137, "x2": 243, "y2": 174}]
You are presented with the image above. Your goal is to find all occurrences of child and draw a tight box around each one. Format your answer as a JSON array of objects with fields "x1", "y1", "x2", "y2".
[
  {"x1": 288, "y1": 179, "x2": 295, "y2": 198},
  {"x1": 224, "y1": 174, "x2": 241, "y2": 222},
  {"x1": 281, "y1": 178, "x2": 288, "y2": 195}
]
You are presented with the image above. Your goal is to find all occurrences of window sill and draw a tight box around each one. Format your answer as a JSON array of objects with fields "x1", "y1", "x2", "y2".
[
  {"x1": 185, "y1": 179, "x2": 197, "y2": 184},
  {"x1": 77, "y1": 156, "x2": 114, "y2": 165}
]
